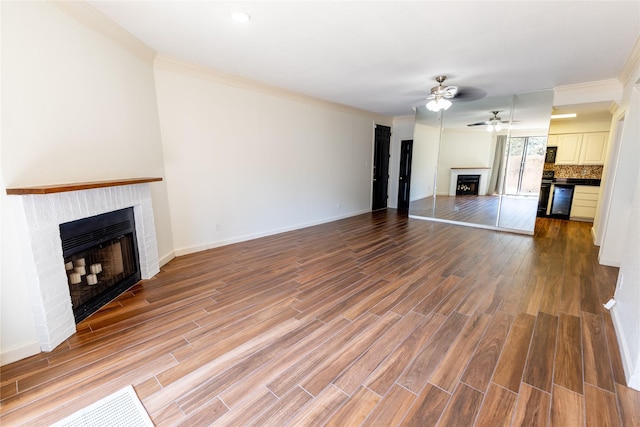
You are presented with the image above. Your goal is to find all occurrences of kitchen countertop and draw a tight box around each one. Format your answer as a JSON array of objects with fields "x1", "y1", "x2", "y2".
[{"x1": 552, "y1": 178, "x2": 601, "y2": 186}]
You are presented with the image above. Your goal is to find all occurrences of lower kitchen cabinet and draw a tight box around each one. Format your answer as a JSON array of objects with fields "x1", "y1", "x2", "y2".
[{"x1": 570, "y1": 185, "x2": 599, "y2": 221}]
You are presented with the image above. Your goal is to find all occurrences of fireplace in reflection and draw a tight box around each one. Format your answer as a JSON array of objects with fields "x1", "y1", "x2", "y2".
[
  {"x1": 456, "y1": 174, "x2": 481, "y2": 196},
  {"x1": 60, "y1": 207, "x2": 140, "y2": 323}
]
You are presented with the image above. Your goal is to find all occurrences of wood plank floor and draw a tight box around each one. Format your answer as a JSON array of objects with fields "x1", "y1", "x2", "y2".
[
  {"x1": 2, "y1": 210, "x2": 639, "y2": 426},
  {"x1": 409, "y1": 195, "x2": 538, "y2": 232}
]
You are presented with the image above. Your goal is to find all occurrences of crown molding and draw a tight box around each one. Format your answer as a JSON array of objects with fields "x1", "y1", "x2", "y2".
[
  {"x1": 553, "y1": 79, "x2": 623, "y2": 106},
  {"x1": 154, "y1": 55, "x2": 392, "y2": 124},
  {"x1": 52, "y1": 0, "x2": 156, "y2": 64},
  {"x1": 619, "y1": 36, "x2": 640, "y2": 85},
  {"x1": 609, "y1": 101, "x2": 620, "y2": 115},
  {"x1": 393, "y1": 115, "x2": 415, "y2": 124},
  {"x1": 555, "y1": 79, "x2": 622, "y2": 95}
]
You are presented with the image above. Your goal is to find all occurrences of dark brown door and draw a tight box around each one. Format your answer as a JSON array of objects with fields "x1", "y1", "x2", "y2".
[
  {"x1": 397, "y1": 139, "x2": 413, "y2": 210},
  {"x1": 372, "y1": 125, "x2": 391, "y2": 211}
]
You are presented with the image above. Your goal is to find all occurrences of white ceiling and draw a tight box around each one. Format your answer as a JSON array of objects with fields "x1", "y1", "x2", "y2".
[{"x1": 88, "y1": 1, "x2": 639, "y2": 117}]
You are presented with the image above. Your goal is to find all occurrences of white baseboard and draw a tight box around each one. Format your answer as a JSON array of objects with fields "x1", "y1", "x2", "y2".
[
  {"x1": 599, "y1": 256, "x2": 621, "y2": 267},
  {"x1": 610, "y1": 305, "x2": 640, "y2": 391},
  {"x1": 158, "y1": 250, "x2": 175, "y2": 267},
  {"x1": 628, "y1": 373, "x2": 640, "y2": 391},
  {"x1": 0, "y1": 340, "x2": 41, "y2": 366},
  {"x1": 174, "y1": 243, "x2": 209, "y2": 257},
  {"x1": 173, "y1": 210, "x2": 370, "y2": 258}
]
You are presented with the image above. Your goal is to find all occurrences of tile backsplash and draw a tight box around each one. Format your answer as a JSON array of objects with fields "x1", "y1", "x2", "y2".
[{"x1": 543, "y1": 164, "x2": 603, "y2": 179}]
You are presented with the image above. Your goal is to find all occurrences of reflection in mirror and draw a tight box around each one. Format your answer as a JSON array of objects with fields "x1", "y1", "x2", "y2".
[{"x1": 409, "y1": 90, "x2": 553, "y2": 234}]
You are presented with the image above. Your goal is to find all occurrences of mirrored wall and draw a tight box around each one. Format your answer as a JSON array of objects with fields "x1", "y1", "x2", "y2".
[{"x1": 408, "y1": 90, "x2": 553, "y2": 234}]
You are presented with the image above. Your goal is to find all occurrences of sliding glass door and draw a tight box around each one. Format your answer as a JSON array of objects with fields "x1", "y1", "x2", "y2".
[{"x1": 504, "y1": 136, "x2": 547, "y2": 196}]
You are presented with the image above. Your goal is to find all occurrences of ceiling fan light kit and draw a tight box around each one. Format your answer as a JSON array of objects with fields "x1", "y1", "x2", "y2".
[
  {"x1": 486, "y1": 111, "x2": 503, "y2": 132},
  {"x1": 426, "y1": 98, "x2": 452, "y2": 112},
  {"x1": 425, "y1": 75, "x2": 457, "y2": 112},
  {"x1": 486, "y1": 122, "x2": 502, "y2": 132}
]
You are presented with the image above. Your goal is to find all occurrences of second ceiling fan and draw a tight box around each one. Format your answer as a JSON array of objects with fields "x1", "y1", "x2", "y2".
[{"x1": 467, "y1": 111, "x2": 514, "y2": 132}]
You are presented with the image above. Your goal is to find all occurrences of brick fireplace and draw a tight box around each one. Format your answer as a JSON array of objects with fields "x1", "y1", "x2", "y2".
[{"x1": 6, "y1": 179, "x2": 161, "y2": 352}]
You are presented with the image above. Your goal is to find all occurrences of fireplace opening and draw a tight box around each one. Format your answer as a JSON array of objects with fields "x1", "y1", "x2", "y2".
[
  {"x1": 456, "y1": 174, "x2": 481, "y2": 196},
  {"x1": 60, "y1": 208, "x2": 140, "y2": 323}
]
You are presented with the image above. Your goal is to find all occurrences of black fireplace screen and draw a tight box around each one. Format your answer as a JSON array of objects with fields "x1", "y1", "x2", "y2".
[
  {"x1": 456, "y1": 174, "x2": 481, "y2": 196},
  {"x1": 60, "y1": 208, "x2": 140, "y2": 323}
]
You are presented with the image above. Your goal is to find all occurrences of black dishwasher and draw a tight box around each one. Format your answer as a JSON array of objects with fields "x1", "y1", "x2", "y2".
[{"x1": 549, "y1": 184, "x2": 574, "y2": 219}]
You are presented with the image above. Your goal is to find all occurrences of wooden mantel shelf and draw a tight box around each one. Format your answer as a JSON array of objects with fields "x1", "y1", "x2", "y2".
[{"x1": 6, "y1": 177, "x2": 163, "y2": 195}]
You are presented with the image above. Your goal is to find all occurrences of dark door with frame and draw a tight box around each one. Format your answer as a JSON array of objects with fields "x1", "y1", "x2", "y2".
[
  {"x1": 372, "y1": 125, "x2": 391, "y2": 211},
  {"x1": 397, "y1": 139, "x2": 413, "y2": 210}
]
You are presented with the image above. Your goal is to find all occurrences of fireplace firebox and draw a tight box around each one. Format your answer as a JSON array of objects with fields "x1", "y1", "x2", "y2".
[
  {"x1": 59, "y1": 208, "x2": 140, "y2": 323},
  {"x1": 456, "y1": 174, "x2": 481, "y2": 196}
]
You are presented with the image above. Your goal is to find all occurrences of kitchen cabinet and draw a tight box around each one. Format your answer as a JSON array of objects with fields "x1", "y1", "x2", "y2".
[
  {"x1": 555, "y1": 134, "x2": 582, "y2": 164},
  {"x1": 570, "y1": 185, "x2": 600, "y2": 221},
  {"x1": 550, "y1": 132, "x2": 608, "y2": 165},
  {"x1": 579, "y1": 132, "x2": 608, "y2": 164}
]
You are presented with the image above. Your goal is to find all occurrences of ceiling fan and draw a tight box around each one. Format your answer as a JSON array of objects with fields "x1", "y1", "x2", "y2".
[
  {"x1": 425, "y1": 75, "x2": 458, "y2": 111},
  {"x1": 412, "y1": 75, "x2": 486, "y2": 112},
  {"x1": 467, "y1": 111, "x2": 513, "y2": 132}
]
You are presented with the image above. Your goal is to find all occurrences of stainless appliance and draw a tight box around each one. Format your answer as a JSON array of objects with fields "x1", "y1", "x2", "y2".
[{"x1": 537, "y1": 170, "x2": 554, "y2": 217}]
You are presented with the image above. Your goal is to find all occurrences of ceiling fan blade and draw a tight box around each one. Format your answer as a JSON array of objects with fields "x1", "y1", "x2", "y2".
[
  {"x1": 467, "y1": 121, "x2": 489, "y2": 127},
  {"x1": 442, "y1": 86, "x2": 458, "y2": 98},
  {"x1": 455, "y1": 87, "x2": 487, "y2": 101}
]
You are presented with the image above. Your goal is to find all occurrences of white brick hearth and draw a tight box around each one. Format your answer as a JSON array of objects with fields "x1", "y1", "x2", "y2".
[{"x1": 9, "y1": 183, "x2": 160, "y2": 352}]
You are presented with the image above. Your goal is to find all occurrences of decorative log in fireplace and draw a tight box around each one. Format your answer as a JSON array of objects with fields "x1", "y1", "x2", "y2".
[
  {"x1": 59, "y1": 207, "x2": 140, "y2": 323},
  {"x1": 456, "y1": 174, "x2": 481, "y2": 196}
]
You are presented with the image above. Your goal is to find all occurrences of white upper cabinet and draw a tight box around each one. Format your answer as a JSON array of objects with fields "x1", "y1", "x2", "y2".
[
  {"x1": 551, "y1": 132, "x2": 608, "y2": 165},
  {"x1": 555, "y1": 134, "x2": 583, "y2": 164},
  {"x1": 579, "y1": 132, "x2": 608, "y2": 165}
]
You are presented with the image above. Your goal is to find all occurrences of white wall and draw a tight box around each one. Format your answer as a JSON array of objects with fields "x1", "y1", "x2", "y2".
[
  {"x1": 436, "y1": 129, "x2": 493, "y2": 196},
  {"x1": 606, "y1": 81, "x2": 640, "y2": 390},
  {"x1": 0, "y1": 169, "x2": 40, "y2": 364},
  {"x1": 582, "y1": 36, "x2": 640, "y2": 389},
  {"x1": 0, "y1": 2, "x2": 173, "y2": 364},
  {"x1": 598, "y1": 88, "x2": 640, "y2": 267},
  {"x1": 614, "y1": 157, "x2": 640, "y2": 389},
  {"x1": 153, "y1": 57, "x2": 388, "y2": 255},
  {"x1": 388, "y1": 115, "x2": 415, "y2": 208},
  {"x1": 410, "y1": 123, "x2": 440, "y2": 200}
]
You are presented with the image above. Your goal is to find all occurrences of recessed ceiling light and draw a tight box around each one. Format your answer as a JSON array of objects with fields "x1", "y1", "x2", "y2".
[
  {"x1": 550, "y1": 113, "x2": 577, "y2": 119},
  {"x1": 231, "y1": 11, "x2": 251, "y2": 23}
]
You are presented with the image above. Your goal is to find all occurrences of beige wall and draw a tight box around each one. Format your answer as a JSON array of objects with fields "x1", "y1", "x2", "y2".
[
  {"x1": 153, "y1": 57, "x2": 386, "y2": 256},
  {"x1": 436, "y1": 130, "x2": 494, "y2": 196}
]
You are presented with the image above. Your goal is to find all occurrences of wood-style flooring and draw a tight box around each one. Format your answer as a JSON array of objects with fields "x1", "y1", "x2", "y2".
[
  {"x1": 409, "y1": 195, "x2": 538, "y2": 232},
  {"x1": 1, "y1": 210, "x2": 639, "y2": 426}
]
